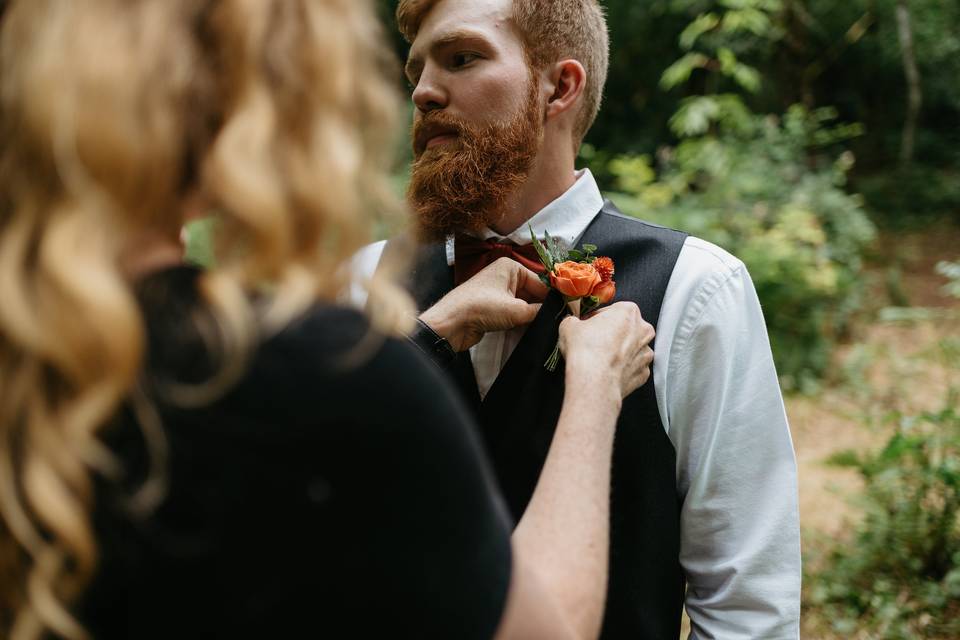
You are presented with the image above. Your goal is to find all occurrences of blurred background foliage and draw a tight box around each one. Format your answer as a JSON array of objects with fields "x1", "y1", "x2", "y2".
[{"x1": 370, "y1": 1, "x2": 960, "y2": 636}]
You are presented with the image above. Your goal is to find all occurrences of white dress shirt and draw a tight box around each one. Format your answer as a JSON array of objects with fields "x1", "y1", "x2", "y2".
[{"x1": 351, "y1": 169, "x2": 801, "y2": 639}]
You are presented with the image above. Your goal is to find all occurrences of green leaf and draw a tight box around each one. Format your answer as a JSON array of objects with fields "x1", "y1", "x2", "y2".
[
  {"x1": 567, "y1": 249, "x2": 585, "y2": 261},
  {"x1": 719, "y1": 8, "x2": 773, "y2": 38},
  {"x1": 544, "y1": 230, "x2": 568, "y2": 264},
  {"x1": 660, "y1": 53, "x2": 710, "y2": 91},
  {"x1": 731, "y1": 64, "x2": 761, "y2": 93},
  {"x1": 529, "y1": 224, "x2": 554, "y2": 272},
  {"x1": 679, "y1": 12, "x2": 720, "y2": 50},
  {"x1": 669, "y1": 96, "x2": 721, "y2": 137},
  {"x1": 826, "y1": 449, "x2": 862, "y2": 468},
  {"x1": 581, "y1": 243, "x2": 598, "y2": 253},
  {"x1": 582, "y1": 295, "x2": 601, "y2": 313},
  {"x1": 717, "y1": 47, "x2": 738, "y2": 74}
]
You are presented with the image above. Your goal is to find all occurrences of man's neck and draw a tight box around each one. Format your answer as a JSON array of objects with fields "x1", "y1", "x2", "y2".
[{"x1": 489, "y1": 145, "x2": 577, "y2": 236}]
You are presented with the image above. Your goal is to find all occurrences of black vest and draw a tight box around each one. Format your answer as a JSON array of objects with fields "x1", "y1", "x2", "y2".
[{"x1": 400, "y1": 202, "x2": 688, "y2": 639}]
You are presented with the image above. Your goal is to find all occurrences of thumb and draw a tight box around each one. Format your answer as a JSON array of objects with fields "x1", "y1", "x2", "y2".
[
  {"x1": 558, "y1": 313, "x2": 580, "y2": 335},
  {"x1": 557, "y1": 314, "x2": 580, "y2": 351}
]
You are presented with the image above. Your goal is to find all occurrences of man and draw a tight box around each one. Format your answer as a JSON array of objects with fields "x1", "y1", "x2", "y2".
[{"x1": 355, "y1": 0, "x2": 801, "y2": 637}]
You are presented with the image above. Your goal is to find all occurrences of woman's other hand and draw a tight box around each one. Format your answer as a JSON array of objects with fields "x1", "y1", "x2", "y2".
[{"x1": 559, "y1": 302, "x2": 655, "y2": 402}]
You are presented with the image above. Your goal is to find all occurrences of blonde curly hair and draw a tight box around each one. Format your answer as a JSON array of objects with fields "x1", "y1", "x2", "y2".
[{"x1": 0, "y1": 1, "x2": 410, "y2": 638}]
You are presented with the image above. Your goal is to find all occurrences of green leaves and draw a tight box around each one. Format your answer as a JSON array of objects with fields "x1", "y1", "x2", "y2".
[
  {"x1": 607, "y1": 103, "x2": 876, "y2": 391},
  {"x1": 719, "y1": 8, "x2": 774, "y2": 38},
  {"x1": 937, "y1": 261, "x2": 960, "y2": 299},
  {"x1": 529, "y1": 225, "x2": 603, "y2": 270},
  {"x1": 669, "y1": 96, "x2": 722, "y2": 136},
  {"x1": 660, "y1": 52, "x2": 710, "y2": 90},
  {"x1": 811, "y1": 398, "x2": 960, "y2": 637},
  {"x1": 560, "y1": 244, "x2": 597, "y2": 264},
  {"x1": 679, "y1": 13, "x2": 720, "y2": 50},
  {"x1": 529, "y1": 225, "x2": 570, "y2": 273},
  {"x1": 581, "y1": 295, "x2": 601, "y2": 316},
  {"x1": 718, "y1": 47, "x2": 761, "y2": 93},
  {"x1": 529, "y1": 224, "x2": 555, "y2": 272},
  {"x1": 545, "y1": 232, "x2": 568, "y2": 264},
  {"x1": 668, "y1": 94, "x2": 753, "y2": 138},
  {"x1": 661, "y1": 0, "x2": 780, "y2": 94}
]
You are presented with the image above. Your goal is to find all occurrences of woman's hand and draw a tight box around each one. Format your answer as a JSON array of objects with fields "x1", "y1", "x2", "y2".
[
  {"x1": 418, "y1": 257, "x2": 549, "y2": 352},
  {"x1": 559, "y1": 302, "x2": 655, "y2": 401}
]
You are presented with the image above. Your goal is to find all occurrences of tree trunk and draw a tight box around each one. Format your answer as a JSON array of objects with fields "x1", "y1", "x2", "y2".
[{"x1": 895, "y1": 0, "x2": 922, "y2": 166}]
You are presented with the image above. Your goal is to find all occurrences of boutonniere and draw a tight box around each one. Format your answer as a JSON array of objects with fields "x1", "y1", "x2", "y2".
[{"x1": 529, "y1": 225, "x2": 616, "y2": 372}]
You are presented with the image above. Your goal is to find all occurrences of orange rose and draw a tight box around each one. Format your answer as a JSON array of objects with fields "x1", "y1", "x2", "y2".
[
  {"x1": 550, "y1": 261, "x2": 601, "y2": 298},
  {"x1": 590, "y1": 280, "x2": 616, "y2": 304}
]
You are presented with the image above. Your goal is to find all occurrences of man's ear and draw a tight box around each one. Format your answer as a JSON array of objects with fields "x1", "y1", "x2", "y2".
[{"x1": 545, "y1": 59, "x2": 587, "y2": 120}]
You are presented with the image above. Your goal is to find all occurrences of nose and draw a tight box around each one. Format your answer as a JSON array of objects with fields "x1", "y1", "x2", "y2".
[{"x1": 412, "y1": 67, "x2": 448, "y2": 114}]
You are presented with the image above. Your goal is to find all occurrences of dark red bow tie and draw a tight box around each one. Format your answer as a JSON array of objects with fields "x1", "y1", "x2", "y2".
[{"x1": 453, "y1": 235, "x2": 547, "y2": 285}]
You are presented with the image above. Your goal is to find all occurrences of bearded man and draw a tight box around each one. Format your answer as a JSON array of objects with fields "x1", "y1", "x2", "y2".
[{"x1": 354, "y1": 0, "x2": 801, "y2": 637}]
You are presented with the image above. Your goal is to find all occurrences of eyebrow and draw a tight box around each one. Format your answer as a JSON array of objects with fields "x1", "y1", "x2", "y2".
[{"x1": 405, "y1": 29, "x2": 492, "y2": 80}]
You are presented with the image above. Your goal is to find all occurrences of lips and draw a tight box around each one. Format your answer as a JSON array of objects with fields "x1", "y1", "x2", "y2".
[{"x1": 414, "y1": 121, "x2": 460, "y2": 156}]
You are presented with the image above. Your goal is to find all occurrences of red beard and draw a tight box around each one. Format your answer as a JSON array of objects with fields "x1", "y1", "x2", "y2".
[{"x1": 408, "y1": 79, "x2": 543, "y2": 242}]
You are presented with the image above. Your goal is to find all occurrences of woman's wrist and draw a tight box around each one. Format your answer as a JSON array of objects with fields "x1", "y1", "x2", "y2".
[
  {"x1": 563, "y1": 356, "x2": 623, "y2": 415},
  {"x1": 418, "y1": 307, "x2": 459, "y2": 344},
  {"x1": 419, "y1": 299, "x2": 480, "y2": 353}
]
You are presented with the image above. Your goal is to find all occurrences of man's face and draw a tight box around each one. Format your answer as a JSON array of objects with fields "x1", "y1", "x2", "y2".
[{"x1": 404, "y1": 0, "x2": 545, "y2": 240}]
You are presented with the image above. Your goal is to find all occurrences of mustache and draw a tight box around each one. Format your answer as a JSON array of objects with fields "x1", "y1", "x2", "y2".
[{"x1": 411, "y1": 112, "x2": 469, "y2": 158}]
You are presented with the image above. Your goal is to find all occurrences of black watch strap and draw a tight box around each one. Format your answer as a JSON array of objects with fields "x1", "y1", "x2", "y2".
[{"x1": 408, "y1": 318, "x2": 458, "y2": 370}]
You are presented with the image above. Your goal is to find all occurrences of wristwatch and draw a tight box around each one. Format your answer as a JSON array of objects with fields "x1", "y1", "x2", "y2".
[{"x1": 408, "y1": 318, "x2": 458, "y2": 370}]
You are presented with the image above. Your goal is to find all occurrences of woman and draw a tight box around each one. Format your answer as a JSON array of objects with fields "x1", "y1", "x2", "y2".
[{"x1": 0, "y1": 1, "x2": 654, "y2": 639}]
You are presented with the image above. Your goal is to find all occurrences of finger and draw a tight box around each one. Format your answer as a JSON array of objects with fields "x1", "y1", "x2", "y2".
[
  {"x1": 511, "y1": 301, "x2": 542, "y2": 326},
  {"x1": 557, "y1": 314, "x2": 580, "y2": 339},
  {"x1": 514, "y1": 265, "x2": 549, "y2": 303},
  {"x1": 487, "y1": 300, "x2": 541, "y2": 332},
  {"x1": 641, "y1": 347, "x2": 655, "y2": 367}
]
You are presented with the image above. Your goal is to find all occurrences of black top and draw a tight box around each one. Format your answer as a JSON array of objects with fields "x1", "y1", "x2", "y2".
[{"x1": 78, "y1": 266, "x2": 512, "y2": 639}]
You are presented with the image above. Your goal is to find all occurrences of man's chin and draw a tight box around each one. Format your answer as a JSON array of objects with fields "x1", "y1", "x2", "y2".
[
  {"x1": 412, "y1": 203, "x2": 506, "y2": 244},
  {"x1": 414, "y1": 145, "x2": 461, "y2": 164}
]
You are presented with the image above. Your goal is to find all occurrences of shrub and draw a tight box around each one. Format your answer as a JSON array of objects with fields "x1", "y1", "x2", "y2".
[
  {"x1": 810, "y1": 396, "x2": 960, "y2": 639},
  {"x1": 854, "y1": 165, "x2": 960, "y2": 229},
  {"x1": 608, "y1": 104, "x2": 876, "y2": 391}
]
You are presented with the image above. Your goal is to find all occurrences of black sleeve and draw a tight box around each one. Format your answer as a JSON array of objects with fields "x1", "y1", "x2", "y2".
[
  {"x1": 360, "y1": 337, "x2": 513, "y2": 638},
  {"x1": 407, "y1": 318, "x2": 458, "y2": 371},
  {"x1": 262, "y1": 308, "x2": 514, "y2": 639}
]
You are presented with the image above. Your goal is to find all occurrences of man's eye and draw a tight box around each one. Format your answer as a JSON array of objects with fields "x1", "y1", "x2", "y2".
[{"x1": 451, "y1": 52, "x2": 480, "y2": 68}]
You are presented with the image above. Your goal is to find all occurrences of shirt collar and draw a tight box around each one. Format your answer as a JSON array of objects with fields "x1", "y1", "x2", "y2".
[{"x1": 445, "y1": 168, "x2": 604, "y2": 266}]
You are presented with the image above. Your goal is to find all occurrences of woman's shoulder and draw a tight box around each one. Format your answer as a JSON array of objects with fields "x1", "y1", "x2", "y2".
[{"x1": 135, "y1": 264, "x2": 440, "y2": 429}]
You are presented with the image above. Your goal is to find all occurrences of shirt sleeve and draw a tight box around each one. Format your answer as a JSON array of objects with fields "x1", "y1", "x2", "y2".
[
  {"x1": 343, "y1": 239, "x2": 386, "y2": 309},
  {"x1": 665, "y1": 264, "x2": 801, "y2": 639}
]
